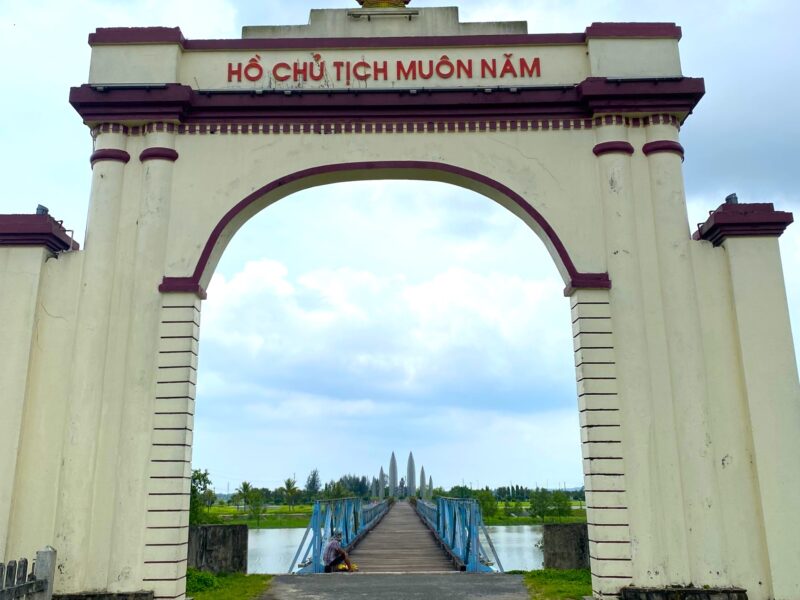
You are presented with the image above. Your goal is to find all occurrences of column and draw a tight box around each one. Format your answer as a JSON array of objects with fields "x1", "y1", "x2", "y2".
[
  {"x1": 697, "y1": 203, "x2": 799, "y2": 599},
  {"x1": 593, "y1": 120, "x2": 691, "y2": 590},
  {"x1": 53, "y1": 129, "x2": 129, "y2": 592},
  {"x1": 642, "y1": 119, "x2": 727, "y2": 586},
  {"x1": 0, "y1": 242, "x2": 47, "y2": 561},
  {"x1": 102, "y1": 126, "x2": 187, "y2": 599}
]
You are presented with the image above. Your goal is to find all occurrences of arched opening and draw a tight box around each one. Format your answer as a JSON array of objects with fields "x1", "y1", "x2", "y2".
[{"x1": 187, "y1": 175, "x2": 593, "y2": 579}]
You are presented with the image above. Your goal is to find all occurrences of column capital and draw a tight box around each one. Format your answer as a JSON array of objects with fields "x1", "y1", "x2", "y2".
[
  {"x1": 0, "y1": 214, "x2": 79, "y2": 252},
  {"x1": 694, "y1": 202, "x2": 793, "y2": 246}
]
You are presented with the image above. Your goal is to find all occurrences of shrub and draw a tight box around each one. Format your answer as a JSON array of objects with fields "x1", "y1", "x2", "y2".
[{"x1": 186, "y1": 568, "x2": 219, "y2": 593}]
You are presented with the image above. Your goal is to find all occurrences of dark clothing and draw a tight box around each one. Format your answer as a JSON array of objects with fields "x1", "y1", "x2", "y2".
[{"x1": 324, "y1": 554, "x2": 346, "y2": 573}]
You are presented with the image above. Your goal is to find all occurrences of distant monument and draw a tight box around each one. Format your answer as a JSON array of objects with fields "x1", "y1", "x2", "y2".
[
  {"x1": 379, "y1": 467, "x2": 386, "y2": 499},
  {"x1": 388, "y1": 452, "x2": 398, "y2": 497},
  {"x1": 419, "y1": 466, "x2": 427, "y2": 499},
  {"x1": 407, "y1": 452, "x2": 417, "y2": 497},
  {"x1": 428, "y1": 476, "x2": 433, "y2": 498}
]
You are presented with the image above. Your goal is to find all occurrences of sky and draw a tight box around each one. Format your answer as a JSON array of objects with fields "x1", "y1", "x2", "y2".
[{"x1": 1, "y1": 0, "x2": 798, "y2": 493}]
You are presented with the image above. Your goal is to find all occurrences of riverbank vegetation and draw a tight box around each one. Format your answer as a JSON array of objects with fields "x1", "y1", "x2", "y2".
[
  {"x1": 185, "y1": 568, "x2": 271, "y2": 600},
  {"x1": 190, "y1": 468, "x2": 586, "y2": 529},
  {"x1": 509, "y1": 569, "x2": 592, "y2": 600}
]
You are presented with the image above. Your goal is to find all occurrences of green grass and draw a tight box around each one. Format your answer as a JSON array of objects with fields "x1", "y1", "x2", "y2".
[
  {"x1": 205, "y1": 505, "x2": 312, "y2": 529},
  {"x1": 508, "y1": 569, "x2": 591, "y2": 600},
  {"x1": 485, "y1": 510, "x2": 587, "y2": 526},
  {"x1": 186, "y1": 569, "x2": 272, "y2": 600}
]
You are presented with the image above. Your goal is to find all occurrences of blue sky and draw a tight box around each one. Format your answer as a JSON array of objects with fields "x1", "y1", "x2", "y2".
[{"x1": 1, "y1": 0, "x2": 798, "y2": 492}]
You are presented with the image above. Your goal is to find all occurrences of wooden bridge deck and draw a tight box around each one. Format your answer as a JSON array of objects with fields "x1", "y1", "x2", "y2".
[{"x1": 349, "y1": 501, "x2": 456, "y2": 573}]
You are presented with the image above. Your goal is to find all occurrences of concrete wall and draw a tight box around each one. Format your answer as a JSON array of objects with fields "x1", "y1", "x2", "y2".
[
  {"x1": 187, "y1": 526, "x2": 248, "y2": 574},
  {"x1": 543, "y1": 524, "x2": 589, "y2": 570}
]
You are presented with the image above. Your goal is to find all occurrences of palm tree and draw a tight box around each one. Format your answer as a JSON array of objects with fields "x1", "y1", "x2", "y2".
[
  {"x1": 278, "y1": 477, "x2": 300, "y2": 507},
  {"x1": 235, "y1": 481, "x2": 253, "y2": 512}
]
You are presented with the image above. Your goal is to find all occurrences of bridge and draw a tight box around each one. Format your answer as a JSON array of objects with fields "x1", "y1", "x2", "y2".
[{"x1": 290, "y1": 497, "x2": 503, "y2": 574}]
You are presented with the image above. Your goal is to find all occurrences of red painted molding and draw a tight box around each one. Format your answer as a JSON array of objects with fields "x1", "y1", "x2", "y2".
[
  {"x1": 694, "y1": 202, "x2": 794, "y2": 247},
  {"x1": 593, "y1": 141, "x2": 634, "y2": 157},
  {"x1": 140, "y1": 147, "x2": 179, "y2": 162},
  {"x1": 0, "y1": 214, "x2": 80, "y2": 252},
  {"x1": 159, "y1": 278, "x2": 208, "y2": 299},
  {"x1": 642, "y1": 140, "x2": 684, "y2": 160},
  {"x1": 86, "y1": 23, "x2": 684, "y2": 50},
  {"x1": 90, "y1": 148, "x2": 130, "y2": 166},
  {"x1": 69, "y1": 78, "x2": 705, "y2": 125},
  {"x1": 159, "y1": 161, "x2": 610, "y2": 299},
  {"x1": 584, "y1": 22, "x2": 681, "y2": 40}
]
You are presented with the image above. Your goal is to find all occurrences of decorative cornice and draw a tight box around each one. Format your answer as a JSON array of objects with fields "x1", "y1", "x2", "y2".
[
  {"x1": 70, "y1": 79, "x2": 703, "y2": 127},
  {"x1": 87, "y1": 23, "x2": 682, "y2": 50},
  {"x1": 0, "y1": 214, "x2": 80, "y2": 252},
  {"x1": 90, "y1": 148, "x2": 130, "y2": 166},
  {"x1": 642, "y1": 140, "x2": 684, "y2": 160},
  {"x1": 140, "y1": 147, "x2": 179, "y2": 162},
  {"x1": 593, "y1": 141, "x2": 634, "y2": 156},
  {"x1": 694, "y1": 202, "x2": 793, "y2": 247}
]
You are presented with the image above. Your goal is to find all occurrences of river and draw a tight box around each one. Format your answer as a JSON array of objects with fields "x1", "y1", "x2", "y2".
[{"x1": 248, "y1": 525, "x2": 544, "y2": 574}]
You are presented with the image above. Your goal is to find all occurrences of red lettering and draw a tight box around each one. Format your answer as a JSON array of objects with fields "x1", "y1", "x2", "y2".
[
  {"x1": 333, "y1": 61, "x2": 346, "y2": 81},
  {"x1": 293, "y1": 62, "x2": 308, "y2": 81},
  {"x1": 396, "y1": 60, "x2": 417, "y2": 80},
  {"x1": 519, "y1": 57, "x2": 541, "y2": 78},
  {"x1": 310, "y1": 62, "x2": 325, "y2": 81},
  {"x1": 273, "y1": 62, "x2": 291, "y2": 82},
  {"x1": 227, "y1": 62, "x2": 242, "y2": 83},
  {"x1": 500, "y1": 54, "x2": 518, "y2": 78},
  {"x1": 456, "y1": 59, "x2": 473, "y2": 79},
  {"x1": 373, "y1": 60, "x2": 388, "y2": 81},
  {"x1": 481, "y1": 59, "x2": 497, "y2": 78},
  {"x1": 353, "y1": 60, "x2": 370, "y2": 81},
  {"x1": 417, "y1": 60, "x2": 434, "y2": 80}
]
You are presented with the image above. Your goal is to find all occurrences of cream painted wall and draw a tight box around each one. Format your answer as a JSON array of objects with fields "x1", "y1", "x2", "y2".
[{"x1": 2, "y1": 9, "x2": 798, "y2": 600}]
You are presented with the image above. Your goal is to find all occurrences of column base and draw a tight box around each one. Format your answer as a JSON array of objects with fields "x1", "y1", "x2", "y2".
[
  {"x1": 620, "y1": 587, "x2": 747, "y2": 600},
  {"x1": 54, "y1": 594, "x2": 153, "y2": 600}
]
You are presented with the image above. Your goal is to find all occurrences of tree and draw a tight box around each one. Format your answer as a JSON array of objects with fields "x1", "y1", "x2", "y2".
[
  {"x1": 529, "y1": 488, "x2": 551, "y2": 522},
  {"x1": 305, "y1": 469, "x2": 321, "y2": 497},
  {"x1": 234, "y1": 481, "x2": 253, "y2": 512},
  {"x1": 474, "y1": 488, "x2": 498, "y2": 518},
  {"x1": 246, "y1": 488, "x2": 266, "y2": 526},
  {"x1": 278, "y1": 477, "x2": 300, "y2": 507},
  {"x1": 190, "y1": 469, "x2": 212, "y2": 525},
  {"x1": 551, "y1": 490, "x2": 572, "y2": 520},
  {"x1": 323, "y1": 480, "x2": 349, "y2": 499}
]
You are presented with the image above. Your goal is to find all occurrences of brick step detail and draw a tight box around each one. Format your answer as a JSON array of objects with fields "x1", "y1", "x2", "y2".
[{"x1": 620, "y1": 587, "x2": 747, "y2": 600}]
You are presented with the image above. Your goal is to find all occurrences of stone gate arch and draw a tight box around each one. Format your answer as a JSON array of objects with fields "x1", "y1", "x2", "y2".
[{"x1": 1, "y1": 5, "x2": 799, "y2": 600}]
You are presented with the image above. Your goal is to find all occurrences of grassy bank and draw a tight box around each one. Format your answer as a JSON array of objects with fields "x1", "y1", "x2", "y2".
[
  {"x1": 203, "y1": 505, "x2": 312, "y2": 529},
  {"x1": 509, "y1": 569, "x2": 592, "y2": 600},
  {"x1": 485, "y1": 509, "x2": 587, "y2": 526},
  {"x1": 186, "y1": 569, "x2": 272, "y2": 600}
]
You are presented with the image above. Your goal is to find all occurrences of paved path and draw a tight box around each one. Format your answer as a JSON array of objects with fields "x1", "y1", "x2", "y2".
[
  {"x1": 349, "y1": 501, "x2": 454, "y2": 573},
  {"x1": 261, "y1": 573, "x2": 530, "y2": 600}
]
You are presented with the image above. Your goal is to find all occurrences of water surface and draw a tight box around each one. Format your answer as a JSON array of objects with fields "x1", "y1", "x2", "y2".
[{"x1": 248, "y1": 525, "x2": 543, "y2": 574}]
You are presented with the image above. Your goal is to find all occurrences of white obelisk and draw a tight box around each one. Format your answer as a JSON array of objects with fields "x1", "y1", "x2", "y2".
[
  {"x1": 419, "y1": 466, "x2": 427, "y2": 500},
  {"x1": 407, "y1": 452, "x2": 416, "y2": 497},
  {"x1": 389, "y1": 452, "x2": 398, "y2": 497}
]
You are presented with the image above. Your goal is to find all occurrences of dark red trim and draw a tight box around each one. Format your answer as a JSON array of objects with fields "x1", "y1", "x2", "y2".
[
  {"x1": 585, "y1": 22, "x2": 681, "y2": 40},
  {"x1": 90, "y1": 148, "x2": 130, "y2": 166},
  {"x1": 140, "y1": 147, "x2": 179, "y2": 162},
  {"x1": 69, "y1": 78, "x2": 705, "y2": 125},
  {"x1": 642, "y1": 140, "x2": 684, "y2": 160},
  {"x1": 159, "y1": 278, "x2": 208, "y2": 300},
  {"x1": 593, "y1": 141, "x2": 634, "y2": 157},
  {"x1": 0, "y1": 214, "x2": 80, "y2": 252},
  {"x1": 694, "y1": 202, "x2": 793, "y2": 247},
  {"x1": 88, "y1": 23, "x2": 681, "y2": 50},
  {"x1": 159, "y1": 161, "x2": 610, "y2": 298}
]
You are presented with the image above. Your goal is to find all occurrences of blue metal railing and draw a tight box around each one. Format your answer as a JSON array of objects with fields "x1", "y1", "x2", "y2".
[
  {"x1": 290, "y1": 498, "x2": 389, "y2": 573},
  {"x1": 416, "y1": 497, "x2": 504, "y2": 573}
]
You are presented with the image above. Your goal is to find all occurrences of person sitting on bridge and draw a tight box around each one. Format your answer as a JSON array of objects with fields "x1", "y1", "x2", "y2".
[{"x1": 323, "y1": 530, "x2": 354, "y2": 573}]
